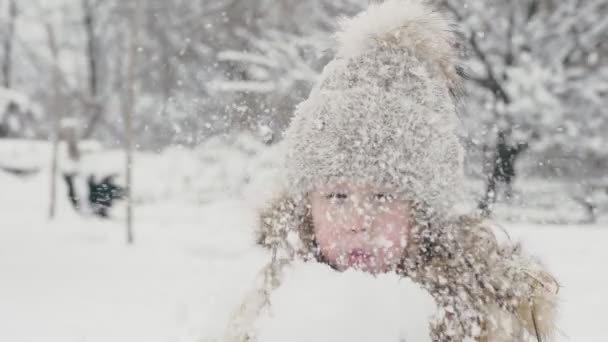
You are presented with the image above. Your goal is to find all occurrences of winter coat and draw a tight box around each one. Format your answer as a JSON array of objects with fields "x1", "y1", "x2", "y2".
[
  {"x1": 223, "y1": 0, "x2": 559, "y2": 339},
  {"x1": 223, "y1": 193, "x2": 559, "y2": 342}
]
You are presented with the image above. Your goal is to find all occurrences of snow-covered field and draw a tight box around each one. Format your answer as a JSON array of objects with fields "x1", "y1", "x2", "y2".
[{"x1": 1, "y1": 142, "x2": 607, "y2": 341}]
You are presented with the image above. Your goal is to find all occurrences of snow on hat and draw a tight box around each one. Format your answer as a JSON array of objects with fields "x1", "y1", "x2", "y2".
[{"x1": 284, "y1": 0, "x2": 465, "y2": 214}]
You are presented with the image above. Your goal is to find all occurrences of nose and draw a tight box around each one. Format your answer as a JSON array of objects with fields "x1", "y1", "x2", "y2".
[{"x1": 347, "y1": 206, "x2": 374, "y2": 233}]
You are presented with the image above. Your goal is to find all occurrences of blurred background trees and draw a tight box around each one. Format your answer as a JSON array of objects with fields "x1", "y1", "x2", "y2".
[
  {"x1": 0, "y1": 0, "x2": 363, "y2": 147},
  {"x1": 0, "y1": 0, "x2": 606, "y2": 217},
  {"x1": 441, "y1": 0, "x2": 608, "y2": 211}
]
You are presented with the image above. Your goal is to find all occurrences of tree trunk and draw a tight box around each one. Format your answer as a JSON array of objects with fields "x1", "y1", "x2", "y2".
[
  {"x1": 82, "y1": 0, "x2": 102, "y2": 139},
  {"x1": 47, "y1": 23, "x2": 60, "y2": 219},
  {"x1": 124, "y1": 0, "x2": 141, "y2": 245},
  {"x1": 2, "y1": 0, "x2": 16, "y2": 88}
]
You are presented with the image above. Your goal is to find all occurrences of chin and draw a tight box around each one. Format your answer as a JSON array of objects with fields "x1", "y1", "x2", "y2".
[{"x1": 342, "y1": 262, "x2": 388, "y2": 274}]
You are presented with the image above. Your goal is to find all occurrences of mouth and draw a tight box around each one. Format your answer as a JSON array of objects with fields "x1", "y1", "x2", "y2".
[{"x1": 346, "y1": 249, "x2": 372, "y2": 268}]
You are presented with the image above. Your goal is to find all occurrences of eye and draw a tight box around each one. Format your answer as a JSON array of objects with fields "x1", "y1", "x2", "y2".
[
  {"x1": 326, "y1": 193, "x2": 348, "y2": 200},
  {"x1": 374, "y1": 193, "x2": 395, "y2": 202}
]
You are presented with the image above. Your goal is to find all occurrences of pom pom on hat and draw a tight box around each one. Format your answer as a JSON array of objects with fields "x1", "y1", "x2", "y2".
[{"x1": 335, "y1": 0, "x2": 462, "y2": 96}]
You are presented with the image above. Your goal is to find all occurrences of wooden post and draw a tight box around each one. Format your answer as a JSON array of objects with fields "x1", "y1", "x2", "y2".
[
  {"x1": 125, "y1": 0, "x2": 141, "y2": 244},
  {"x1": 47, "y1": 23, "x2": 60, "y2": 219}
]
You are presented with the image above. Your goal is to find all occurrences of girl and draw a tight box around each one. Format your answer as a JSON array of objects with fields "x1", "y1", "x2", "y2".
[{"x1": 226, "y1": 0, "x2": 559, "y2": 340}]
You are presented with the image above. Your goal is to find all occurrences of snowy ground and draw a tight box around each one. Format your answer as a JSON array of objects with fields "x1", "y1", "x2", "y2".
[{"x1": 1, "y1": 151, "x2": 607, "y2": 341}]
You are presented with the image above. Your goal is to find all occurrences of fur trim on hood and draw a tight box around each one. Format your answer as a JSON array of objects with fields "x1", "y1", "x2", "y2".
[{"x1": 244, "y1": 193, "x2": 560, "y2": 342}]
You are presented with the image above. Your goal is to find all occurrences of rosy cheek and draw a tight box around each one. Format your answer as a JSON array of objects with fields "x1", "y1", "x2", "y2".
[
  {"x1": 314, "y1": 228, "x2": 339, "y2": 259},
  {"x1": 377, "y1": 220, "x2": 409, "y2": 262}
]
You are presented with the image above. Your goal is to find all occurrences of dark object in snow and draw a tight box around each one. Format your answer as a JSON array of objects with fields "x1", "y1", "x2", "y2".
[
  {"x1": 479, "y1": 131, "x2": 529, "y2": 215},
  {"x1": 63, "y1": 173, "x2": 80, "y2": 209},
  {"x1": 87, "y1": 174, "x2": 125, "y2": 218},
  {"x1": 62, "y1": 173, "x2": 125, "y2": 218}
]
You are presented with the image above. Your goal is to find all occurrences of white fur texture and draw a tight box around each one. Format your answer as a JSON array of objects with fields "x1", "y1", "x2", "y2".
[
  {"x1": 336, "y1": 0, "x2": 451, "y2": 60},
  {"x1": 284, "y1": 0, "x2": 464, "y2": 214}
]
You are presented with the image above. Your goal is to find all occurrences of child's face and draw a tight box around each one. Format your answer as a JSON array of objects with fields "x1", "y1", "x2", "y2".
[{"x1": 310, "y1": 182, "x2": 413, "y2": 274}]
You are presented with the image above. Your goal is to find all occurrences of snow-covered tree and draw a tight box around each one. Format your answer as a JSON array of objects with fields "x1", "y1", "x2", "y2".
[
  {"x1": 208, "y1": 0, "x2": 364, "y2": 137},
  {"x1": 441, "y1": 0, "x2": 608, "y2": 210}
]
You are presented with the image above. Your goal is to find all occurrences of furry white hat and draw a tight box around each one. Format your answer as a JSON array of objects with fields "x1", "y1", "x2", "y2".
[{"x1": 284, "y1": 0, "x2": 465, "y2": 214}]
